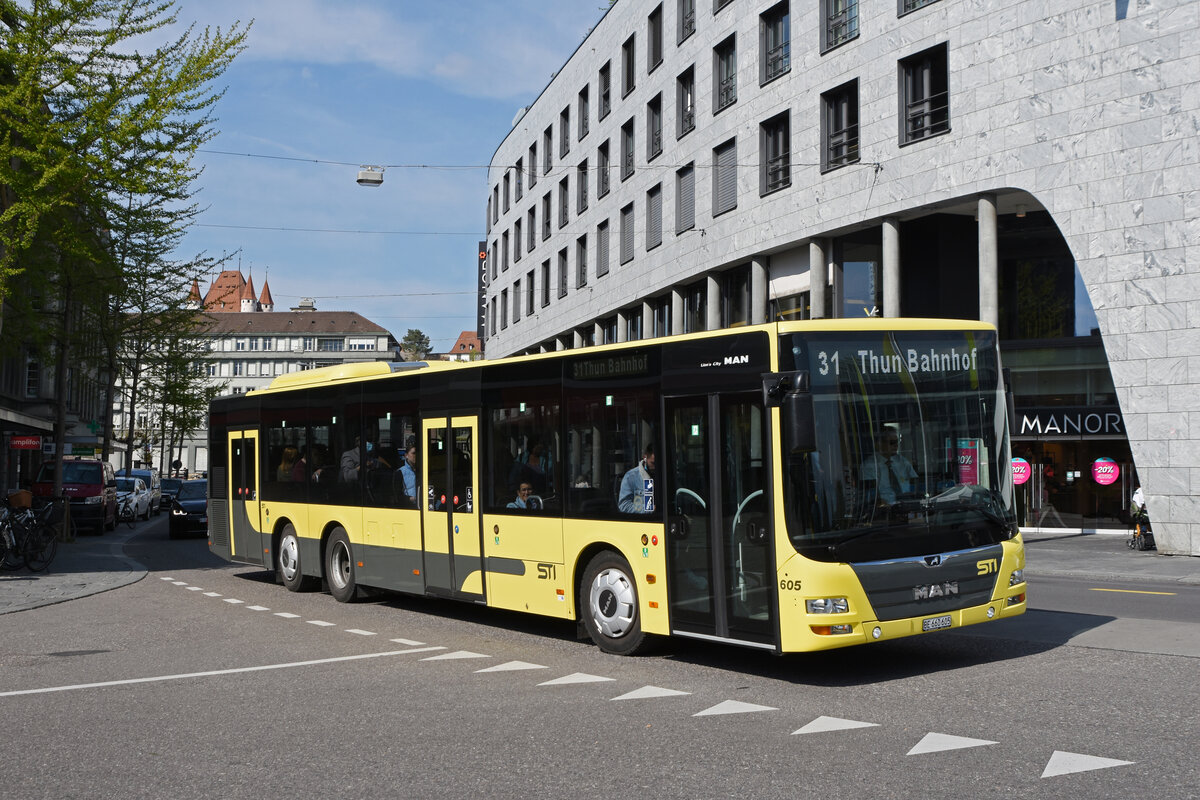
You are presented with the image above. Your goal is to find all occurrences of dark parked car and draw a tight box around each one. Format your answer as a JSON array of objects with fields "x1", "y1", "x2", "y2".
[
  {"x1": 160, "y1": 477, "x2": 183, "y2": 505},
  {"x1": 168, "y1": 480, "x2": 208, "y2": 539},
  {"x1": 31, "y1": 458, "x2": 117, "y2": 534}
]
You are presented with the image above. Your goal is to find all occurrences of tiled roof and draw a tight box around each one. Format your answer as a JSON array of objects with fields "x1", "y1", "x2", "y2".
[{"x1": 197, "y1": 310, "x2": 391, "y2": 336}]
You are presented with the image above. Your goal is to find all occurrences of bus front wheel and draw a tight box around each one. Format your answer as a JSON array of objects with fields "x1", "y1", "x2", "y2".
[
  {"x1": 278, "y1": 524, "x2": 314, "y2": 592},
  {"x1": 325, "y1": 527, "x2": 358, "y2": 603},
  {"x1": 581, "y1": 551, "x2": 648, "y2": 656}
]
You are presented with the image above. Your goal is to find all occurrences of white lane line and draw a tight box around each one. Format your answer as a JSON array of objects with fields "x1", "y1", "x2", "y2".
[
  {"x1": 274, "y1": 613, "x2": 300, "y2": 619},
  {"x1": 0, "y1": 648, "x2": 449, "y2": 698},
  {"x1": 307, "y1": 620, "x2": 336, "y2": 627},
  {"x1": 159, "y1": 576, "x2": 175, "y2": 581},
  {"x1": 223, "y1": 599, "x2": 244, "y2": 605},
  {"x1": 171, "y1": 581, "x2": 188, "y2": 586},
  {"x1": 203, "y1": 592, "x2": 222, "y2": 597},
  {"x1": 345, "y1": 629, "x2": 376, "y2": 636},
  {"x1": 247, "y1": 606, "x2": 270, "y2": 611},
  {"x1": 186, "y1": 587, "x2": 204, "y2": 592},
  {"x1": 390, "y1": 638, "x2": 425, "y2": 646}
]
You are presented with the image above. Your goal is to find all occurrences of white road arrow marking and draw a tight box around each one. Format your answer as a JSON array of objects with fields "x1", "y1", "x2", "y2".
[
  {"x1": 693, "y1": 700, "x2": 777, "y2": 716},
  {"x1": 476, "y1": 661, "x2": 548, "y2": 673},
  {"x1": 420, "y1": 650, "x2": 489, "y2": 661},
  {"x1": 792, "y1": 716, "x2": 880, "y2": 734},
  {"x1": 611, "y1": 686, "x2": 691, "y2": 701},
  {"x1": 1041, "y1": 751, "x2": 1134, "y2": 778},
  {"x1": 907, "y1": 733, "x2": 997, "y2": 755},
  {"x1": 538, "y1": 673, "x2": 615, "y2": 686}
]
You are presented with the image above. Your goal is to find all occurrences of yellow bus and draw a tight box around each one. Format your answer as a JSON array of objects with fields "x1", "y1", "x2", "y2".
[{"x1": 208, "y1": 319, "x2": 1026, "y2": 654}]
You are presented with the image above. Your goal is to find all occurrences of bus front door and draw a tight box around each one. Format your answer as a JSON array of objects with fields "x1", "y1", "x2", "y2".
[
  {"x1": 665, "y1": 395, "x2": 775, "y2": 647},
  {"x1": 421, "y1": 416, "x2": 484, "y2": 601},
  {"x1": 227, "y1": 430, "x2": 265, "y2": 566}
]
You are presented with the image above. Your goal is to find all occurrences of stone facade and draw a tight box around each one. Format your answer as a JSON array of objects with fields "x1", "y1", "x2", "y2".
[{"x1": 483, "y1": 0, "x2": 1199, "y2": 555}]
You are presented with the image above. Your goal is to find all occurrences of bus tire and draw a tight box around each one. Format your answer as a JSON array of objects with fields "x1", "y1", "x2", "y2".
[
  {"x1": 278, "y1": 524, "x2": 314, "y2": 592},
  {"x1": 580, "y1": 551, "x2": 648, "y2": 656},
  {"x1": 325, "y1": 527, "x2": 358, "y2": 603}
]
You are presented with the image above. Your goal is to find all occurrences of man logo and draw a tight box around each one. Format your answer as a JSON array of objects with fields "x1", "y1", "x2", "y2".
[{"x1": 923, "y1": 555, "x2": 944, "y2": 567}]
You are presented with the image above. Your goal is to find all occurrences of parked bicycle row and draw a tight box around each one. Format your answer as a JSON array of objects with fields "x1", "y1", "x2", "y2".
[{"x1": 1, "y1": 493, "x2": 59, "y2": 572}]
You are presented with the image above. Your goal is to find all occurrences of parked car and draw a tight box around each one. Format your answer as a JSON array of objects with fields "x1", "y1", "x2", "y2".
[
  {"x1": 168, "y1": 479, "x2": 208, "y2": 539},
  {"x1": 116, "y1": 467, "x2": 162, "y2": 515},
  {"x1": 115, "y1": 477, "x2": 152, "y2": 521},
  {"x1": 160, "y1": 477, "x2": 183, "y2": 506},
  {"x1": 31, "y1": 458, "x2": 117, "y2": 534}
]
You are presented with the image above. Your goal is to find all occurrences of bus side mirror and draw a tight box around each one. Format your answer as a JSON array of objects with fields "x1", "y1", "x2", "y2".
[{"x1": 763, "y1": 371, "x2": 816, "y2": 453}]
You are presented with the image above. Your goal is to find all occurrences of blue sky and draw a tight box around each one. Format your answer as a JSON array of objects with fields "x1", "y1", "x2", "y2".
[{"x1": 168, "y1": 1, "x2": 609, "y2": 351}]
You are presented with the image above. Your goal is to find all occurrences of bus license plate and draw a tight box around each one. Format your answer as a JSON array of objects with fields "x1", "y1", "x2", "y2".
[{"x1": 922, "y1": 614, "x2": 952, "y2": 632}]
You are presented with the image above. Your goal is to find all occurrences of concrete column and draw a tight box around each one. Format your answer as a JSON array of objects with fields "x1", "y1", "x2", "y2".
[
  {"x1": 706, "y1": 274, "x2": 720, "y2": 331},
  {"x1": 751, "y1": 257, "x2": 768, "y2": 324},
  {"x1": 593, "y1": 321, "x2": 604, "y2": 345},
  {"x1": 882, "y1": 218, "x2": 900, "y2": 318},
  {"x1": 671, "y1": 288, "x2": 684, "y2": 336},
  {"x1": 642, "y1": 300, "x2": 653, "y2": 340},
  {"x1": 978, "y1": 193, "x2": 998, "y2": 328},
  {"x1": 809, "y1": 239, "x2": 828, "y2": 319},
  {"x1": 573, "y1": 330, "x2": 583, "y2": 349},
  {"x1": 616, "y1": 310, "x2": 628, "y2": 343}
]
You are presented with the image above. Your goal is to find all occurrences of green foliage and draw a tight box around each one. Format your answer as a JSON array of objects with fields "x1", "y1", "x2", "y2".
[{"x1": 400, "y1": 328, "x2": 432, "y2": 361}]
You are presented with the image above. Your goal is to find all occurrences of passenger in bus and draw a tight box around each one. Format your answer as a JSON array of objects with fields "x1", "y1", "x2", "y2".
[
  {"x1": 277, "y1": 446, "x2": 298, "y2": 481},
  {"x1": 398, "y1": 445, "x2": 418, "y2": 506},
  {"x1": 341, "y1": 437, "x2": 391, "y2": 482},
  {"x1": 618, "y1": 443, "x2": 656, "y2": 514},
  {"x1": 290, "y1": 449, "x2": 308, "y2": 482},
  {"x1": 507, "y1": 482, "x2": 542, "y2": 511},
  {"x1": 860, "y1": 428, "x2": 917, "y2": 504},
  {"x1": 509, "y1": 441, "x2": 549, "y2": 496}
]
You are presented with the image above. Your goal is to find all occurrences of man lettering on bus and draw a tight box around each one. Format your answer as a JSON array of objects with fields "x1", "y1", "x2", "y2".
[
  {"x1": 619, "y1": 443, "x2": 656, "y2": 514},
  {"x1": 860, "y1": 428, "x2": 917, "y2": 504}
]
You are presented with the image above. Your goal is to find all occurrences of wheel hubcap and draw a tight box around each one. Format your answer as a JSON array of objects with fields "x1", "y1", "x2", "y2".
[
  {"x1": 329, "y1": 540, "x2": 351, "y2": 590},
  {"x1": 279, "y1": 535, "x2": 299, "y2": 582},
  {"x1": 588, "y1": 567, "x2": 636, "y2": 639}
]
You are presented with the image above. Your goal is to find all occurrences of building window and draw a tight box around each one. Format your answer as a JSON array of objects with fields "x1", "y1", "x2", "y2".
[
  {"x1": 542, "y1": 193, "x2": 552, "y2": 240},
  {"x1": 515, "y1": 158, "x2": 524, "y2": 200},
  {"x1": 489, "y1": 241, "x2": 497, "y2": 280},
  {"x1": 513, "y1": 279, "x2": 522, "y2": 323},
  {"x1": 648, "y1": 5, "x2": 663, "y2": 72},
  {"x1": 715, "y1": 0, "x2": 734, "y2": 12},
  {"x1": 721, "y1": 264, "x2": 751, "y2": 327},
  {"x1": 529, "y1": 142, "x2": 538, "y2": 188},
  {"x1": 621, "y1": 118, "x2": 635, "y2": 180},
  {"x1": 714, "y1": 36, "x2": 737, "y2": 112},
  {"x1": 542, "y1": 126, "x2": 553, "y2": 175},
  {"x1": 822, "y1": 80, "x2": 859, "y2": 171},
  {"x1": 900, "y1": 43, "x2": 950, "y2": 144},
  {"x1": 503, "y1": 172, "x2": 510, "y2": 212},
  {"x1": 235, "y1": 338, "x2": 245, "y2": 351},
  {"x1": 620, "y1": 202, "x2": 635, "y2": 264},
  {"x1": 577, "y1": 159, "x2": 589, "y2": 213},
  {"x1": 527, "y1": 207, "x2": 537, "y2": 252},
  {"x1": 578, "y1": 86, "x2": 589, "y2": 140},
  {"x1": 761, "y1": 2, "x2": 790, "y2": 84},
  {"x1": 489, "y1": 298, "x2": 497, "y2": 336},
  {"x1": 502, "y1": 230, "x2": 509, "y2": 272},
  {"x1": 601, "y1": 316, "x2": 619, "y2": 345},
  {"x1": 558, "y1": 249, "x2": 569, "y2": 298},
  {"x1": 712, "y1": 138, "x2": 737, "y2": 216},
  {"x1": 653, "y1": 295, "x2": 672, "y2": 337},
  {"x1": 501, "y1": 288, "x2": 508, "y2": 329},
  {"x1": 558, "y1": 177, "x2": 569, "y2": 228},
  {"x1": 597, "y1": 220, "x2": 610, "y2": 277},
  {"x1": 577, "y1": 235, "x2": 588, "y2": 288},
  {"x1": 514, "y1": 218, "x2": 523, "y2": 262},
  {"x1": 599, "y1": 61, "x2": 612, "y2": 120},
  {"x1": 677, "y1": 66, "x2": 695, "y2": 137},
  {"x1": 626, "y1": 308, "x2": 643, "y2": 342},
  {"x1": 486, "y1": 196, "x2": 492, "y2": 234},
  {"x1": 541, "y1": 260, "x2": 551, "y2": 307},
  {"x1": 678, "y1": 0, "x2": 696, "y2": 42},
  {"x1": 526, "y1": 270, "x2": 535, "y2": 316},
  {"x1": 899, "y1": 0, "x2": 940, "y2": 15},
  {"x1": 233, "y1": 361, "x2": 244, "y2": 376},
  {"x1": 684, "y1": 280, "x2": 706, "y2": 333},
  {"x1": 676, "y1": 163, "x2": 695, "y2": 233},
  {"x1": 598, "y1": 140, "x2": 611, "y2": 197},
  {"x1": 25, "y1": 359, "x2": 39, "y2": 396},
  {"x1": 646, "y1": 184, "x2": 663, "y2": 251},
  {"x1": 622, "y1": 35, "x2": 636, "y2": 96},
  {"x1": 761, "y1": 111, "x2": 791, "y2": 194},
  {"x1": 822, "y1": 0, "x2": 859, "y2": 52},
  {"x1": 647, "y1": 94, "x2": 663, "y2": 160},
  {"x1": 492, "y1": 185, "x2": 499, "y2": 223},
  {"x1": 559, "y1": 106, "x2": 570, "y2": 158}
]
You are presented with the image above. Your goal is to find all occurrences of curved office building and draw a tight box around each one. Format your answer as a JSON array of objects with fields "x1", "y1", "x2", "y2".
[{"x1": 481, "y1": 0, "x2": 1200, "y2": 556}]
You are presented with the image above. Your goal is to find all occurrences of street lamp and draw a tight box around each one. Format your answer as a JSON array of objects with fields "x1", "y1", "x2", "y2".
[{"x1": 356, "y1": 165, "x2": 384, "y2": 187}]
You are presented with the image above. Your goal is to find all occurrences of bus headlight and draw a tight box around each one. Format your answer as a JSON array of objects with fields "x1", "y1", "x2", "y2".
[
  {"x1": 806, "y1": 597, "x2": 849, "y2": 614},
  {"x1": 1009, "y1": 569, "x2": 1025, "y2": 586}
]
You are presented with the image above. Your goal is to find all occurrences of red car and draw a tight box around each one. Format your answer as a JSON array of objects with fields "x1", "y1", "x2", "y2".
[{"x1": 31, "y1": 458, "x2": 117, "y2": 534}]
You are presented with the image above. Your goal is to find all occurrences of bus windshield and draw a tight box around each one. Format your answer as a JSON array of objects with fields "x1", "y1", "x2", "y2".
[{"x1": 781, "y1": 329, "x2": 1016, "y2": 563}]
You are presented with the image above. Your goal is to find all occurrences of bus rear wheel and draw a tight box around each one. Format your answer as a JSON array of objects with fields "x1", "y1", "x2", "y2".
[
  {"x1": 581, "y1": 551, "x2": 648, "y2": 656},
  {"x1": 277, "y1": 524, "x2": 314, "y2": 592},
  {"x1": 325, "y1": 527, "x2": 358, "y2": 603}
]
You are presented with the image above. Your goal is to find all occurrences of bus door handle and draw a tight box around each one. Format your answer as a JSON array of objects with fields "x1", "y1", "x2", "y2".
[{"x1": 669, "y1": 515, "x2": 690, "y2": 540}]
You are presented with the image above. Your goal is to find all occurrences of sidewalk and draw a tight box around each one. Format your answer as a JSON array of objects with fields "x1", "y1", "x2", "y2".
[
  {"x1": 0, "y1": 526, "x2": 147, "y2": 615},
  {"x1": 1, "y1": 528, "x2": 1196, "y2": 616}
]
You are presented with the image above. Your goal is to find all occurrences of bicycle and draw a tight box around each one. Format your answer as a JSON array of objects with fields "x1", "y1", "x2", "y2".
[
  {"x1": 0, "y1": 498, "x2": 58, "y2": 572},
  {"x1": 117, "y1": 493, "x2": 137, "y2": 529}
]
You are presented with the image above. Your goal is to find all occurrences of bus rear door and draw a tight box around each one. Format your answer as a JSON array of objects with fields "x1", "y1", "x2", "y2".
[
  {"x1": 227, "y1": 429, "x2": 266, "y2": 566},
  {"x1": 421, "y1": 415, "x2": 484, "y2": 601}
]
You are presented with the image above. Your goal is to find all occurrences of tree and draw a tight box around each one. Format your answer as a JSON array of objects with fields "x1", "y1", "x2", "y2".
[
  {"x1": 0, "y1": 0, "x2": 248, "y2": 491},
  {"x1": 400, "y1": 329, "x2": 432, "y2": 361}
]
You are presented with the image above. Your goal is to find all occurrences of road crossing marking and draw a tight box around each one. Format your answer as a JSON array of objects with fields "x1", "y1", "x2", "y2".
[
  {"x1": 247, "y1": 606, "x2": 270, "y2": 611},
  {"x1": 476, "y1": 661, "x2": 547, "y2": 672},
  {"x1": 539, "y1": 673, "x2": 615, "y2": 686},
  {"x1": 793, "y1": 716, "x2": 879, "y2": 734},
  {"x1": 345, "y1": 629, "x2": 376, "y2": 636},
  {"x1": 693, "y1": 700, "x2": 777, "y2": 716},
  {"x1": 223, "y1": 599, "x2": 244, "y2": 605},
  {"x1": 186, "y1": 586, "x2": 203, "y2": 591},
  {"x1": 1041, "y1": 751, "x2": 1134, "y2": 778},
  {"x1": 611, "y1": 686, "x2": 690, "y2": 700},
  {"x1": 390, "y1": 638, "x2": 425, "y2": 646},
  {"x1": 907, "y1": 733, "x2": 997, "y2": 755},
  {"x1": 421, "y1": 650, "x2": 489, "y2": 661},
  {"x1": 306, "y1": 620, "x2": 335, "y2": 627},
  {"x1": 274, "y1": 612, "x2": 300, "y2": 619},
  {"x1": 203, "y1": 592, "x2": 221, "y2": 597}
]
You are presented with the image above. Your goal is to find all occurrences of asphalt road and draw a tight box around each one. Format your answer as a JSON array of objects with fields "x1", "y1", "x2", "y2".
[{"x1": 1, "y1": 517, "x2": 1197, "y2": 799}]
